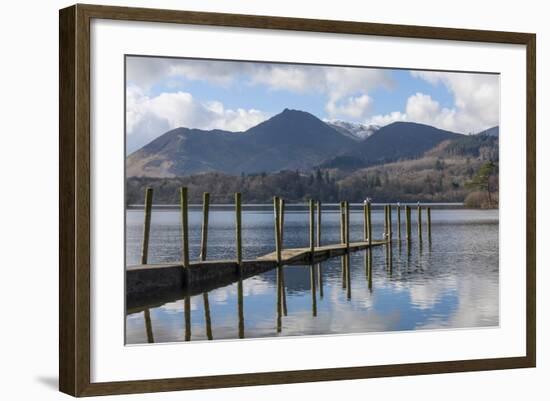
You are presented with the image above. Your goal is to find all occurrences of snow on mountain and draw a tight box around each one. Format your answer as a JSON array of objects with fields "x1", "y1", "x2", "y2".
[{"x1": 326, "y1": 120, "x2": 381, "y2": 141}]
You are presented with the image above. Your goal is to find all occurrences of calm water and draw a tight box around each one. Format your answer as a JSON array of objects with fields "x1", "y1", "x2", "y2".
[{"x1": 125, "y1": 206, "x2": 499, "y2": 344}]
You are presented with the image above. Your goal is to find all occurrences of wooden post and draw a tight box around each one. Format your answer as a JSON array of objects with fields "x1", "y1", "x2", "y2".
[
  {"x1": 384, "y1": 205, "x2": 389, "y2": 241},
  {"x1": 199, "y1": 192, "x2": 210, "y2": 261},
  {"x1": 273, "y1": 197, "x2": 282, "y2": 264},
  {"x1": 199, "y1": 192, "x2": 213, "y2": 340},
  {"x1": 180, "y1": 187, "x2": 189, "y2": 269},
  {"x1": 388, "y1": 204, "x2": 393, "y2": 242},
  {"x1": 339, "y1": 201, "x2": 345, "y2": 244},
  {"x1": 345, "y1": 201, "x2": 350, "y2": 249},
  {"x1": 363, "y1": 203, "x2": 368, "y2": 241},
  {"x1": 279, "y1": 198, "x2": 288, "y2": 316},
  {"x1": 316, "y1": 201, "x2": 322, "y2": 247},
  {"x1": 366, "y1": 202, "x2": 372, "y2": 247},
  {"x1": 427, "y1": 207, "x2": 432, "y2": 241},
  {"x1": 235, "y1": 193, "x2": 242, "y2": 267},
  {"x1": 406, "y1": 205, "x2": 412, "y2": 241},
  {"x1": 140, "y1": 187, "x2": 153, "y2": 265},
  {"x1": 417, "y1": 205, "x2": 423, "y2": 241},
  {"x1": 279, "y1": 198, "x2": 285, "y2": 247},
  {"x1": 340, "y1": 202, "x2": 347, "y2": 287},
  {"x1": 397, "y1": 204, "x2": 402, "y2": 240},
  {"x1": 309, "y1": 199, "x2": 315, "y2": 260}
]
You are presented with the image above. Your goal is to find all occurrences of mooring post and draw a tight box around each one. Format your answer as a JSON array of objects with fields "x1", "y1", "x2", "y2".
[
  {"x1": 316, "y1": 201, "x2": 322, "y2": 247},
  {"x1": 235, "y1": 193, "x2": 242, "y2": 267},
  {"x1": 274, "y1": 197, "x2": 282, "y2": 264},
  {"x1": 199, "y1": 192, "x2": 210, "y2": 261},
  {"x1": 279, "y1": 198, "x2": 286, "y2": 247},
  {"x1": 427, "y1": 207, "x2": 432, "y2": 241},
  {"x1": 388, "y1": 204, "x2": 393, "y2": 242},
  {"x1": 309, "y1": 199, "x2": 315, "y2": 261},
  {"x1": 368, "y1": 205, "x2": 373, "y2": 246},
  {"x1": 384, "y1": 205, "x2": 389, "y2": 241},
  {"x1": 140, "y1": 187, "x2": 153, "y2": 265},
  {"x1": 397, "y1": 204, "x2": 402, "y2": 240},
  {"x1": 345, "y1": 201, "x2": 350, "y2": 248},
  {"x1": 340, "y1": 201, "x2": 345, "y2": 244},
  {"x1": 417, "y1": 204, "x2": 423, "y2": 241},
  {"x1": 340, "y1": 201, "x2": 346, "y2": 287},
  {"x1": 279, "y1": 197, "x2": 288, "y2": 316},
  {"x1": 180, "y1": 187, "x2": 190, "y2": 269},
  {"x1": 406, "y1": 205, "x2": 412, "y2": 241},
  {"x1": 363, "y1": 203, "x2": 368, "y2": 242}
]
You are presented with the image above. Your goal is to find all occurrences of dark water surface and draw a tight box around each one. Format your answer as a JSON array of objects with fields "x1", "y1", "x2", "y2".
[{"x1": 125, "y1": 205, "x2": 499, "y2": 344}]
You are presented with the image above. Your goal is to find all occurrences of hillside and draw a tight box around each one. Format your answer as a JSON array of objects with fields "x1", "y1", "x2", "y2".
[{"x1": 126, "y1": 109, "x2": 468, "y2": 177}]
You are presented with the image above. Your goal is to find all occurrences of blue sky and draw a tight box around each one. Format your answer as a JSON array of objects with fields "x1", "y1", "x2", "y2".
[{"x1": 126, "y1": 56, "x2": 499, "y2": 153}]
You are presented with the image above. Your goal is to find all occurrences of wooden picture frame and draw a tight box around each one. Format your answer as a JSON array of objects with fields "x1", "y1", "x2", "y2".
[{"x1": 59, "y1": 3, "x2": 536, "y2": 397}]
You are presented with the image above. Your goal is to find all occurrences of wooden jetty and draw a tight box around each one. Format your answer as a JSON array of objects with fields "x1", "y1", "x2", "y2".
[{"x1": 127, "y1": 187, "x2": 431, "y2": 311}]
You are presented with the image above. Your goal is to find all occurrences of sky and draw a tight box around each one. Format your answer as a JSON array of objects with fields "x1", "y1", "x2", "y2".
[{"x1": 126, "y1": 56, "x2": 500, "y2": 153}]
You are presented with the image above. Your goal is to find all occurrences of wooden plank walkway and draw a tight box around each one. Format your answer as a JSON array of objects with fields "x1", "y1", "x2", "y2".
[{"x1": 257, "y1": 240, "x2": 386, "y2": 265}]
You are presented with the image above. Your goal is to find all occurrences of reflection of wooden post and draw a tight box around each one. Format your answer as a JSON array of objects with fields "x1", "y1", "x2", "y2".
[
  {"x1": 417, "y1": 205, "x2": 423, "y2": 241},
  {"x1": 427, "y1": 207, "x2": 432, "y2": 241},
  {"x1": 310, "y1": 264, "x2": 317, "y2": 316},
  {"x1": 367, "y1": 249, "x2": 373, "y2": 292},
  {"x1": 203, "y1": 292, "x2": 213, "y2": 340},
  {"x1": 366, "y1": 202, "x2": 372, "y2": 247},
  {"x1": 235, "y1": 193, "x2": 242, "y2": 267},
  {"x1": 398, "y1": 204, "x2": 402, "y2": 240},
  {"x1": 317, "y1": 263, "x2": 324, "y2": 299},
  {"x1": 140, "y1": 187, "x2": 153, "y2": 265},
  {"x1": 238, "y1": 278, "x2": 244, "y2": 339},
  {"x1": 199, "y1": 192, "x2": 210, "y2": 261},
  {"x1": 276, "y1": 266, "x2": 282, "y2": 333},
  {"x1": 180, "y1": 187, "x2": 190, "y2": 269},
  {"x1": 184, "y1": 293, "x2": 191, "y2": 342},
  {"x1": 144, "y1": 308, "x2": 154, "y2": 344}
]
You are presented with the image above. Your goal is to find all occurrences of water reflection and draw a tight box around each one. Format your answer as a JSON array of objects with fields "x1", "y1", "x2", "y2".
[{"x1": 126, "y1": 208, "x2": 499, "y2": 344}]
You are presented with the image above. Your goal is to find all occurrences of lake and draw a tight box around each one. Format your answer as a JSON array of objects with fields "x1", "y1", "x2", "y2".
[{"x1": 125, "y1": 205, "x2": 499, "y2": 344}]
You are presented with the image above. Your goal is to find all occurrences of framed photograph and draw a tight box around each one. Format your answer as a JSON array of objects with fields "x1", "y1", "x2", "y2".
[{"x1": 59, "y1": 4, "x2": 536, "y2": 397}]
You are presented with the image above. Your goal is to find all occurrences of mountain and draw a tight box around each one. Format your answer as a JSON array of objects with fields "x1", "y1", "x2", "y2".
[
  {"x1": 320, "y1": 121, "x2": 463, "y2": 169},
  {"x1": 476, "y1": 126, "x2": 499, "y2": 137},
  {"x1": 127, "y1": 109, "x2": 354, "y2": 177},
  {"x1": 325, "y1": 120, "x2": 380, "y2": 141}
]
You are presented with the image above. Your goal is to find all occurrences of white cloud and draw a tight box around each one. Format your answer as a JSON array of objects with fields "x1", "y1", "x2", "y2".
[
  {"x1": 126, "y1": 85, "x2": 269, "y2": 153},
  {"x1": 366, "y1": 72, "x2": 499, "y2": 133},
  {"x1": 127, "y1": 57, "x2": 394, "y2": 122},
  {"x1": 326, "y1": 94, "x2": 373, "y2": 119}
]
